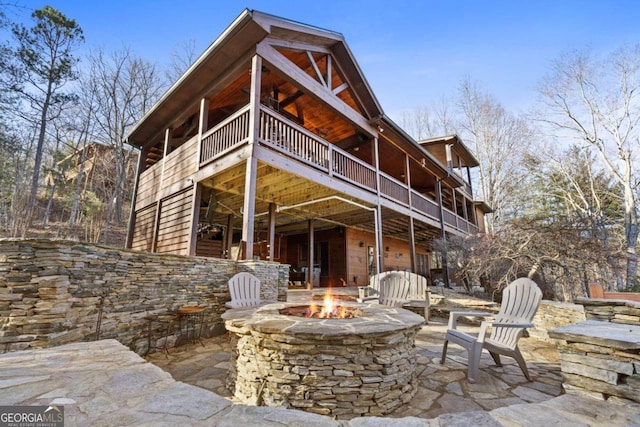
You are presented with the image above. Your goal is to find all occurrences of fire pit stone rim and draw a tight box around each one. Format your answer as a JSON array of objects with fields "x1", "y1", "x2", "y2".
[{"x1": 223, "y1": 301, "x2": 424, "y2": 337}]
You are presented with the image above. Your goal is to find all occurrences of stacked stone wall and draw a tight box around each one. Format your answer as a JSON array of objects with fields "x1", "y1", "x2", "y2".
[
  {"x1": 531, "y1": 300, "x2": 586, "y2": 341},
  {"x1": 576, "y1": 297, "x2": 640, "y2": 324},
  {"x1": 549, "y1": 298, "x2": 640, "y2": 403},
  {"x1": 229, "y1": 327, "x2": 420, "y2": 419},
  {"x1": 0, "y1": 239, "x2": 288, "y2": 353}
]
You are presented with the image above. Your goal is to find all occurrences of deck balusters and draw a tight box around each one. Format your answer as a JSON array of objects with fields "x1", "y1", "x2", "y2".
[{"x1": 195, "y1": 103, "x2": 474, "y2": 232}]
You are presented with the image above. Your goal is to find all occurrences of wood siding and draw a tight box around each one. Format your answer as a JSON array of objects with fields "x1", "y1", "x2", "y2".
[
  {"x1": 163, "y1": 137, "x2": 198, "y2": 188},
  {"x1": 130, "y1": 203, "x2": 157, "y2": 252},
  {"x1": 135, "y1": 167, "x2": 162, "y2": 211},
  {"x1": 155, "y1": 188, "x2": 194, "y2": 255},
  {"x1": 135, "y1": 136, "x2": 198, "y2": 212}
]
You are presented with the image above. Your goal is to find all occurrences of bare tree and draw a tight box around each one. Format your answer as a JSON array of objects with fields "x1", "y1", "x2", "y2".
[
  {"x1": 527, "y1": 146, "x2": 625, "y2": 290},
  {"x1": 537, "y1": 46, "x2": 640, "y2": 289},
  {"x1": 398, "y1": 97, "x2": 455, "y2": 140},
  {"x1": 165, "y1": 38, "x2": 199, "y2": 85},
  {"x1": 458, "y1": 77, "x2": 534, "y2": 234},
  {"x1": 86, "y1": 47, "x2": 164, "y2": 241},
  {"x1": 67, "y1": 87, "x2": 95, "y2": 229}
]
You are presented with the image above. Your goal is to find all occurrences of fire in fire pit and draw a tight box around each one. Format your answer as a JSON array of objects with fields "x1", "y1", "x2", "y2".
[{"x1": 279, "y1": 292, "x2": 361, "y2": 319}]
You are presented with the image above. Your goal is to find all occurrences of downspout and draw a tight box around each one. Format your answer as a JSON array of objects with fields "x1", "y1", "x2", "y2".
[{"x1": 436, "y1": 178, "x2": 451, "y2": 288}]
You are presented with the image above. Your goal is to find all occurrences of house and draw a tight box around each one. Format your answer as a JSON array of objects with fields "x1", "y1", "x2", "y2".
[
  {"x1": 45, "y1": 142, "x2": 114, "y2": 189},
  {"x1": 124, "y1": 9, "x2": 490, "y2": 287}
]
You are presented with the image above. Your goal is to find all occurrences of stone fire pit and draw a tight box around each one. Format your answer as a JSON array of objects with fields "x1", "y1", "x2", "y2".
[{"x1": 222, "y1": 301, "x2": 424, "y2": 419}]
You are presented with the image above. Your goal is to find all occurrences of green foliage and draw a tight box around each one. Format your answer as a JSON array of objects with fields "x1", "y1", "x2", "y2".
[
  {"x1": 11, "y1": 6, "x2": 84, "y2": 86},
  {"x1": 82, "y1": 191, "x2": 103, "y2": 217}
]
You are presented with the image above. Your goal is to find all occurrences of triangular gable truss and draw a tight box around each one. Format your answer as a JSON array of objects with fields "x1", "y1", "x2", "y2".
[{"x1": 257, "y1": 38, "x2": 374, "y2": 135}]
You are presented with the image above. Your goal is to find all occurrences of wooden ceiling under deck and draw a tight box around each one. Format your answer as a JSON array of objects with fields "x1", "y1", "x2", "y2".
[
  {"x1": 198, "y1": 160, "x2": 442, "y2": 243},
  {"x1": 199, "y1": 161, "x2": 372, "y2": 235}
]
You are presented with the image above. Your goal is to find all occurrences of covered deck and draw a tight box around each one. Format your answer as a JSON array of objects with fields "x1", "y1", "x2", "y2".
[{"x1": 126, "y1": 10, "x2": 484, "y2": 284}]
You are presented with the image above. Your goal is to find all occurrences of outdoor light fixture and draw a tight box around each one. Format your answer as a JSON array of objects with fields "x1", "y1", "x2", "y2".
[{"x1": 359, "y1": 241, "x2": 364, "y2": 247}]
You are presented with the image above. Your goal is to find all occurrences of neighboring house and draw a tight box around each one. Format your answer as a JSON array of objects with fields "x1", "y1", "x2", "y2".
[
  {"x1": 124, "y1": 9, "x2": 490, "y2": 287},
  {"x1": 45, "y1": 143, "x2": 112, "y2": 189}
]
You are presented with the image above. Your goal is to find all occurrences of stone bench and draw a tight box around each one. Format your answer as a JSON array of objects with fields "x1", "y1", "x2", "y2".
[{"x1": 549, "y1": 320, "x2": 640, "y2": 403}]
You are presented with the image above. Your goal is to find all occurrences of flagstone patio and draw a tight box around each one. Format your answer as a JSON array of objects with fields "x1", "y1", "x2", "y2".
[
  {"x1": 146, "y1": 318, "x2": 565, "y2": 419},
  {"x1": 2, "y1": 287, "x2": 640, "y2": 425}
]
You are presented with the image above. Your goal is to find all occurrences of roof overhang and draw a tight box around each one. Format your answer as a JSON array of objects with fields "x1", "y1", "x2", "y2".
[
  {"x1": 125, "y1": 9, "x2": 384, "y2": 149},
  {"x1": 473, "y1": 200, "x2": 493, "y2": 213},
  {"x1": 375, "y1": 115, "x2": 466, "y2": 189},
  {"x1": 419, "y1": 134, "x2": 480, "y2": 168}
]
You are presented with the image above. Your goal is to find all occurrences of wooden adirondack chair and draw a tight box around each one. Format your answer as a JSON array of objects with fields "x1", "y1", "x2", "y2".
[
  {"x1": 359, "y1": 272, "x2": 411, "y2": 307},
  {"x1": 440, "y1": 278, "x2": 543, "y2": 383},
  {"x1": 225, "y1": 272, "x2": 261, "y2": 308}
]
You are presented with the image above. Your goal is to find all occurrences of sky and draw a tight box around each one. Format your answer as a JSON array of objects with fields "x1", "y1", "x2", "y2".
[{"x1": 6, "y1": 1, "x2": 640, "y2": 121}]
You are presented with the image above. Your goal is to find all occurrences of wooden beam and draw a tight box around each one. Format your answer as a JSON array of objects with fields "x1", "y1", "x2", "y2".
[
  {"x1": 268, "y1": 202, "x2": 276, "y2": 261},
  {"x1": 197, "y1": 98, "x2": 209, "y2": 165},
  {"x1": 306, "y1": 51, "x2": 326, "y2": 87},
  {"x1": 225, "y1": 214, "x2": 233, "y2": 259},
  {"x1": 307, "y1": 219, "x2": 314, "y2": 288},
  {"x1": 241, "y1": 54, "x2": 262, "y2": 260},
  {"x1": 256, "y1": 42, "x2": 377, "y2": 137},
  {"x1": 326, "y1": 54, "x2": 332, "y2": 90},
  {"x1": 188, "y1": 182, "x2": 201, "y2": 256},
  {"x1": 279, "y1": 90, "x2": 304, "y2": 108},
  {"x1": 264, "y1": 37, "x2": 332, "y2": 55},
  {"x1": 332, "y1": 82, "x2": 348, "y2": 96}
]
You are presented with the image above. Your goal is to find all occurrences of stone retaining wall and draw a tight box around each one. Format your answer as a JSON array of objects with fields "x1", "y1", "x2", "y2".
[
  {"x1": 549, "y1": 320, "x2": 640, "y2": 403},
  {"x1": 531, "y1": 300, "x2": 586, "y2": 341},
  {"x1": 0, "y1": 239, "x2": 288, "y2": 354},
  {"x1": 576, "y1": 297, "x2": 640, "y2": 324},
  {"x1": 549, "y1": 298, "x2": 640, "y2": 403}
]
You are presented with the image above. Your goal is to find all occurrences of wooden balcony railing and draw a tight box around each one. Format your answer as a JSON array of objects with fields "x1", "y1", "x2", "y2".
[
  {"x1": 193, "y1": 103, "x2": 478, "y2": 232},
  {"x1": 200, "y1": 106, "x2": 250, "y2": 166},
  {"x1": 380, "y1": 173, "x2": 409, "y2": 205},
  {"x1": 331, "y1": 149, "x2": 377, "y2": 190},
  {"x1": 442, "y1": 209, "x2": 458, "y2": 229},
  {"x1": 260, "y1": 108, "x2": 328, "y2": 169},
  {"x1": 411, "y1": 191, "x2": 440, "y2": 218}
]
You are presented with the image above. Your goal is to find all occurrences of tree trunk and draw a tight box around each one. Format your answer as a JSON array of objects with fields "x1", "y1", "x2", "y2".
[
  {"x1": 25, "y1": 86, "x2": 52, "y2": 234},
  {"x1": 42, "y1": 181, "x2": 56, "y2": 228},
  {"x1": 69, "y1": 140, "x2": 88, "y2": 228}
]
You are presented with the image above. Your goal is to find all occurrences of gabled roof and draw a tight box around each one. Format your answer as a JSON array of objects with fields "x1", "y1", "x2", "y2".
[
  {"x1": 126, "y1": 9, "x2": 383, "y2": 147},
  {"x1": 125, "y1": 9, "x2": 464, "y2": 188},
  {"x1": 418, "y1": 134, "x2": 480, "y2": 168}
]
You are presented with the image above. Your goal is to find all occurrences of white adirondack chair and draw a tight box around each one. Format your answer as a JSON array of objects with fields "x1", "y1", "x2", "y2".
[
  {"x1": 225, "y1": 272, "x2": 261, "y2": 308},
  {"x1": 440, "y1": 278, "x2": 543, "y2": 383},
  {"x1": 359, "y1": 272, "x2": 411, "y2": 307}
]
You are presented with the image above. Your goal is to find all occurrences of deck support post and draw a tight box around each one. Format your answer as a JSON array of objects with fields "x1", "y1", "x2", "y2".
[
  {"x1": 241, "y1": 54, "x2": 262, "y2": 260},
  {"x1": 268, "y1": 203, "x2": 276, "y2": 260},
  {"x1": 436, "y1": 179, "x2": 451, "y2": 287},
  {"x1": 373, "y1": 135, "x2": 382, "y2": 274},
  {"x1": 307, "y1": 219, "x2": 315, "y2": 288}
]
